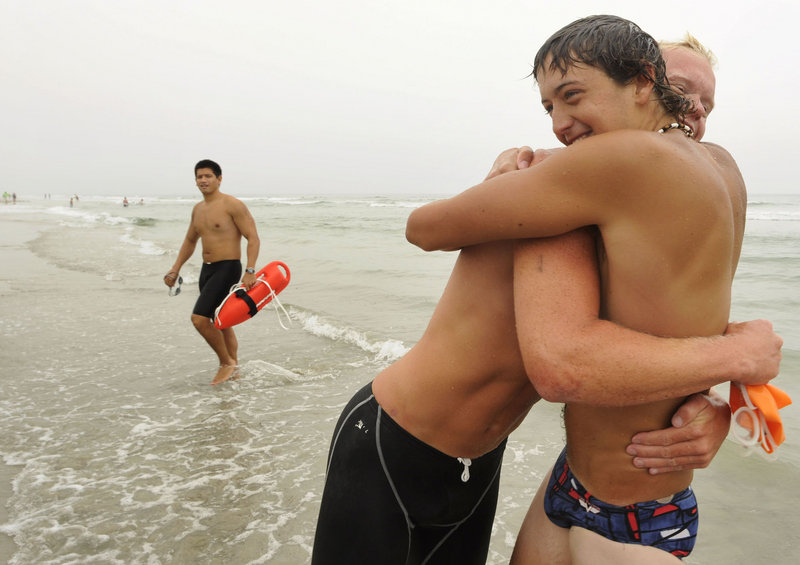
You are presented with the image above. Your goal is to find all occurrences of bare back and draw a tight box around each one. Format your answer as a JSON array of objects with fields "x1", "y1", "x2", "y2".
[
  {"x1": 372, "y1": 241, "x2": 541, "y2": 458},
  {"x1": 566, "y1": 135, "x2": 746, "y2": 503}
]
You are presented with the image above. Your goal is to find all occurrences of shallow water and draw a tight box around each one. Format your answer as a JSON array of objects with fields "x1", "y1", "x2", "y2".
[{"x1": 0, "y1": 193, "x2": 798, "y2": 564}]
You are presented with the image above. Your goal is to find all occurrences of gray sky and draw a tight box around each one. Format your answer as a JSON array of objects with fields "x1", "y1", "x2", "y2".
[{"x1": 2, "y1": 0, "x2": 797, "y2": 197}]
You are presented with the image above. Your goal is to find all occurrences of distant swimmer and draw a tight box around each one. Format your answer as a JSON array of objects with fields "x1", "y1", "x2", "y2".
[
  {"x1": 163, "y1": 159, "x2": 261, "y2": 386},
  {"x1": 123, "y1": 197, "x2": 129, "y2": 207}
]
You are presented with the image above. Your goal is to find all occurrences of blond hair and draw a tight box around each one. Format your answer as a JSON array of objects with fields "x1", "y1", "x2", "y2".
[{"x1": 659, "y1": 33, "x2": 717, "y2": 68}]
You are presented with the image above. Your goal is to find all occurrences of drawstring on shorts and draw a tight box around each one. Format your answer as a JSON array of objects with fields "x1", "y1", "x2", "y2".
[{"x1": 457, "y1": 457, "x2": 472, "y2": 482}]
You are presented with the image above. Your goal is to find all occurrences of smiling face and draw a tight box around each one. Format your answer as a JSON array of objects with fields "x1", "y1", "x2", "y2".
[
  {"x1": 538, "y1": 61, "x2": 646, "y2": 146},
  {"x1": 663, "y1": 47, "x2": 716, "y2": 141}
]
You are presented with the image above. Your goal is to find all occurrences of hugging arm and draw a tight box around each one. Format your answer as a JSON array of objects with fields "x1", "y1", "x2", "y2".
[
  {"x1": 514, "y1": 231, "x2": 780, "y2": 403},
  {"x1": 513, "y1": 231, "x2": 741, "y2": 472},
  {"x1": 406, "y1": 138, "x2": 620, "y2": 251}
]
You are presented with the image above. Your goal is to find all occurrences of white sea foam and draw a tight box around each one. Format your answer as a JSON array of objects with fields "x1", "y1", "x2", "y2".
[
  {"x1": 369, "y1": 200, "x2": 429, "y2": 208},
  {"x1": 1, "y1": 193, "x2": 798, "y2": 565},
  {"x1": 290, "y1": 308, "x2": 409, "y2": 362},
  {"x1": 120, "y1": 228, "x2": 167, "y2": 256}
]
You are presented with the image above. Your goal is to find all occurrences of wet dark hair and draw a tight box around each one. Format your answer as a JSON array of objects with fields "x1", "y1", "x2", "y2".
[
  {"x1": 194, "y1": 159, "x2": 221, "y2": 178},
  {"x1": 533, "y1": 15, "x2": 691, "y2": 119}
]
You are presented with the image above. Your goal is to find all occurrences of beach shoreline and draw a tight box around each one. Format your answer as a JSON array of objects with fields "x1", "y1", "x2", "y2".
[
  {"x1": 0, "y1": 196, "x2": 798, "y2": 564},
  {"x1": 0, "y1": 216, "x2": 45, "y2": 564}
]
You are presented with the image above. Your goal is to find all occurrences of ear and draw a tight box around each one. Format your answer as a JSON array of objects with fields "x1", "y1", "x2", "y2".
[{"x1": 633, "y1": 63, "x2": 657, "y2": 104}]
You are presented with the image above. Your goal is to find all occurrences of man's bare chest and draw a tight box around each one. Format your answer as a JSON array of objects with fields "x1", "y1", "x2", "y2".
[{"x1": 194, "y1": 207, "x2": 235, "y2": 235}]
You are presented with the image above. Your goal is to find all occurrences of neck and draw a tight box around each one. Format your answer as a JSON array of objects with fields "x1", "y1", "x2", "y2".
[
  {"x1": 202, "y1": 189, "x2": 223, "y2": 203},
  {"x1": 644, "y1": 109, "x2": 675, "y2": 133}
]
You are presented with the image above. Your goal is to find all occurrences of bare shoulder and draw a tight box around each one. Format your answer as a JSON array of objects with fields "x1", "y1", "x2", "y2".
[
  {"x1": 562, "y1": 130, "x2": 668, "y2": 164},
  {"x1": 221, "y1": 193, "x2": 249, "y2": 213},
  {"x1": 556, "y1": 130, "x2": 677, "y2": 181},
  {"x1": 700, "y1": 142, "x2": 742, "y2": 172},
  {"x1": 190, "y1": 200, "x2": 203, "y2": 218},
  {"x1": 700, "y1": 142, "x2": 747, "y2": 210}
]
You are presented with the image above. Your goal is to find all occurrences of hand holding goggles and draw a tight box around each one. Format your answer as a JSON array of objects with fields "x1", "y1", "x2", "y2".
[{"x1": 168, "y1": 275, "x2": 183, "y2": 297}]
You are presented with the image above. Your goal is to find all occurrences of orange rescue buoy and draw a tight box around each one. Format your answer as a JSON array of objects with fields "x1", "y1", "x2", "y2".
[{"x1": 213, "y1": 261, "x2": 291, "y2": 329}]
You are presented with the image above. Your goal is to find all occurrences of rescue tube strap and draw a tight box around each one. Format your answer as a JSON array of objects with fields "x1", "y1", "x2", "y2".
[
  {"x1": 213, "y1": 273, "x2": 292, "y2": 330},
  {"x1": 234, "y1": 289, "x2": 259, "y2": 318},
  {"x1": 257, "y1": 279, "x2": 292, "y2": 330}
]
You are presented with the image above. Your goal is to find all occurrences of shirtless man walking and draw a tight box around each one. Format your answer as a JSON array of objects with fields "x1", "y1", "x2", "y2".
[
  {"x1": 311, "y1": 24, "x2": 782, "y2": 563},
  {"x1": 164, "y1": 159, "x2": 260, "y2": 385},
  {"x1": 406, "y1": 15, "x2": 783, "y2": 562}
]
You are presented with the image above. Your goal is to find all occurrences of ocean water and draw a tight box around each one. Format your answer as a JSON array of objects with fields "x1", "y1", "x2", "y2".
[{"x1": 0, "y1": 193, "x2": 798, "y2": 564}]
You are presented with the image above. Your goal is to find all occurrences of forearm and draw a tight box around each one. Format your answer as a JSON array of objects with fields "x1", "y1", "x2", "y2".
[
  {"x1": 245, "y1": 235, "x2": 260, "y2": 270},
  {"x1": 524, "y1": 321, "x2": 755, "y2": 406},
  {"x1": 514, "y1": 234, "x2": 780, "y2": 406},
  {"x1": 406, "y1": 181, "x2": 511, "y2": 252},
  {"x1": 407, "y1": 146, "x2": 608, "y2": 252}
]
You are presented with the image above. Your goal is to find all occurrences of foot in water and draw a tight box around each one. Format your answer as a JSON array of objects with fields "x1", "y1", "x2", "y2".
[{"x1": 210, "y1": 364, "x2": 238, "y2": 386}]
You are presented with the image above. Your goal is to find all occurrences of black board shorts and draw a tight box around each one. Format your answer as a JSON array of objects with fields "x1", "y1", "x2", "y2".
[{"x1": 192, "y1": 260, "x2": 242, "y2": 319}]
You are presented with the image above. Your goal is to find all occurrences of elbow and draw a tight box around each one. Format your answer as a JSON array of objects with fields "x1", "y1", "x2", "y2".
[
  {"x1": 406, "y1": 208, "x2": 438, "y2": 251},
  {"x1": 523, "y1": 347, "x2": 584, "y2": 403}
]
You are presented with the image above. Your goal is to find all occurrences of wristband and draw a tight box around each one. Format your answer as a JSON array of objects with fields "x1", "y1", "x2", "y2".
[{"x1": 245, "y1": 267, "x2": 256, "y2": 274}]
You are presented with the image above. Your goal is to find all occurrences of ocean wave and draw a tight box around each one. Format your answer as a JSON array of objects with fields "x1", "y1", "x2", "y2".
[
  {"x1": 369, "y1": 200, "x2": 429, "y2": 208},
  {"x1": 289, "y1": 307, "x2": 409, "y2": 362},
  {"x1": 259, "y1": 197, "x2": 325, "y2": 206},
  {"x1": 747, "y1": 209, "x2": 800, "y2": 221},
  {"x1": 239, "y1": 360, "x2": 323, "y2": 385},
  {"x1": 44, "y1": 206, "x2": 149, "y2": 227},
  {"x1": 120, "y1": 228, "x2": 168, "y2": 256}
]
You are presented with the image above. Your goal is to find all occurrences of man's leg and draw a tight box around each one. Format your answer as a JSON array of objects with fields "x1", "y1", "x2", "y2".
[
  {"x1": 510, "y1": 475, "x2": 570, "y2": 565},
  {"x1": 221, "y1": 327, "x2": 241, "y2": 380},
  {"x1": 570, "y1": 528, "x2": 682, "y2": 564},
  {"x1": 191, "y1": 314, "x2": 237, "y2": 385},
  {"x1": 221, "y1": 327, "x2": 238, "y2": 363}
]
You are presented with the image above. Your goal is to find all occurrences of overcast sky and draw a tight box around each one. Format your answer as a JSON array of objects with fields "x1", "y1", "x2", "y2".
[{"x1": 2, "y1": 0, "x2": 797, "y2": 197}]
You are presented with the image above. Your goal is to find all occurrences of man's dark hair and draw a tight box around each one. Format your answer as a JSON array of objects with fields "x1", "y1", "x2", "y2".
[
  {"x1": 194, "y1": 159, "x2": 222, "y2": 178},
  {"x1": 533, "y1": 15, "x2": 691, "y2": 119}
]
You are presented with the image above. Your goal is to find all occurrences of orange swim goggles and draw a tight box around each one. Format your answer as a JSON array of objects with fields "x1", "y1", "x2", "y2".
[{"x1": 729, "y1": 382, "x2": 792, "y2": 459}]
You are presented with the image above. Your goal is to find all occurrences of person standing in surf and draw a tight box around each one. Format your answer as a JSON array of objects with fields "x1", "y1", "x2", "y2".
[
  {"x1": 406, "y1": 15, "x2": 781, "y2": 562},
  {"x1": 311, "y1": 22, "x2": 782, "y2": 563},
  {"x1": 164, "y1": 159, "x2": 261, "y2": 385}
]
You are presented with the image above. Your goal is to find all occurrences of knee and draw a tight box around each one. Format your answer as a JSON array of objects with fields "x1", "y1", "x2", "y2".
[{"x1": 191, "y1": 314, "x2": 210, "y2": 331}]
